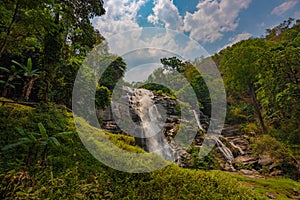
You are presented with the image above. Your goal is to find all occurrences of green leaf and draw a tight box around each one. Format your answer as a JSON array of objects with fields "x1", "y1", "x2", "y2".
[
  {"x1": 15, "y1": 127, "x2": 26, "y2": 137},
  {"x1": 18, "y1": 137, "x2": 31, "y2": 143},
  {"x1": 11, "y1": 60, "x2": 25, "y2": 69},
  {"x1": 54, "y1": 132, "x2": 73, "y2": 137},
  {"x1": 31, "y1": 132, "x2": 41, "y2": 136},
  {"x1": 27, "y1": 58, "x2": 32, "y2": 72},
  {"x1": 1, "y1": 140, "x2": 29, "y2": 151},
  {"x1": 49, "y1": 137, "x2": 60, "y2": 146},
  {"x1": 38, "y1": 122, "x2": 48, "y2": 140},
  {"x1": 40, "y1": 141, "x2": 48, "y2": 146},
  {"x1": 0, "y1": 66, "x2": 10, "y2": 73},
  {"x1": 27, "y1": 133, "x2": 37, "y2": 142}
]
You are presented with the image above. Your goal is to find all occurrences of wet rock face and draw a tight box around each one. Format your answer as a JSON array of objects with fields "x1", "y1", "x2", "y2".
[
  {"x1": 98, "y1": 91, "x2": 297, "y2": 177},
  {"x1": 217, "y1": 129, "x2": 299, "y2": 178},
  {"x1": 97, "y1": 88, "x2": 191, "y2": 166}
]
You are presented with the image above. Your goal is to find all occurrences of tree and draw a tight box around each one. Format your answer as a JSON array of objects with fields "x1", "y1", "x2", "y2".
[
  {"x1": 0, "y1": 0, "x2": 106, "y2": 103},
  {"x1": 12, "y1": 58, "x2": 39, "y2": 100},
  {"x1": 95, "y1": 86, "x2": 111, "y2": 110},
  {"x1": 220, "y1": 39, "x2": 267, "y2": 133},
  {"x1": 161, "y1": 56, "x2": 186, "y2": 72},
  {"x1": 0, "y1": 64, "x2": 21, "y2": 97},
  {"x1": 257, "y1": 43, "x2": 300, "y2": 142},
  {"x1": 41, "y1": 0, "x2": 106, "y2": 102},
  {"x1": 99, "y1": 57, "x2": 127, "y2": 91},
  {"x1": 266, "y1": 17, "x2": 294, "y2": 41}
]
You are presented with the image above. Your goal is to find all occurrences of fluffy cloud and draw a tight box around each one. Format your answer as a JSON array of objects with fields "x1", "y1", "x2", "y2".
[
  {"x1": 147, "y1": 0, "x2": 183, "y2": 31},
  {"x1": 271, "y1": 0, "x2": 298, "y2": 16},
  {"x1": 220, "y1": 32, "x2": 252, "y2": 51},
  {"x1": 93, "y1": 0, "x2": 148, "y2": 38},
  {"x1": 183, "y1": 0, "x2": 252, "y2": 43},
  {"x1": 106, "y1": 28, "x2": 207, "y2": 60},
  {"x1": 93, "y1": 0, "x2": 253, "y2": 50}
]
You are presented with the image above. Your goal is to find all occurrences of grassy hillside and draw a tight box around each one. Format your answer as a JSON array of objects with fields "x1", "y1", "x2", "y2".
[{"x1": 0, "y1": 100, "x2": 299, "y2": 199}]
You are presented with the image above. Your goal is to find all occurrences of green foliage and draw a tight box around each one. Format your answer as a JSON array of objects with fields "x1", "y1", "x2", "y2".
[
  {"x1": 115, "y1": 165, "x2": 261, "y2": 200},
  {"x1": 187, "y1": 146, "x2": 220, "y2": 170},
  {"x1": 12, "y1": 58, "x2": 40, "y2": 100},
  {"x1": 142, "y1": 83, "x2": 175, "y2": 98},
  {"x1": 251, "y1": 135, "x2": 299, "y2": 178},
  {"x1": 2, "y1": 101, "x2": 300, "y2": 199},
  {"x1": 95, "y1": 86, "x2": 111, "y2": 110},
  {"x1": 98, "y1": 57, "x2": 127, "y2": 91},
  {"x1": 161, "y1": 56, "x2": 186, "y2": 72},
  {"x1": 256, "y1": 42, "x2": 300, "y2": 143},
  {"x1": 2, "y1": 122, "x2": 72, "y2": 167},
  {"x1": 0, "y1": 0, "x2": 106, "y2": 104},
  {"x1": 226, "y1": 102, "x2": 254, "y2": 124},
  {"x1": 234, "y1": 173, "x2": 300, "y2": 199},
  {"x1": 0, "y1": 64, "x2": 21, "y2": 97}
]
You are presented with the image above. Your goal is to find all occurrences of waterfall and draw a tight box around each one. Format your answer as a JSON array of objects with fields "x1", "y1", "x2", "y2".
[
  {"x1": 128, "y1": 88, "x2": 175, "y2": 161},
  {"x1": 193, "y1": 109, "x2": 234, "y2": 162},
  {"x1": 212, "y1": 136, "x2": 234, "y2": 161},
  {"x1": 192, "y1": 110, "x2": 204, "y2": 131},
  {"x1": 229, "y1": 141, "x2": 245, "y2": 155}
]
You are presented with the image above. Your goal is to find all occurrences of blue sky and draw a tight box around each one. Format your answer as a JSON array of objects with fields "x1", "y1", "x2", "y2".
[{"x1": 93, "y1": 0, "x2": 300, "y2": 55}]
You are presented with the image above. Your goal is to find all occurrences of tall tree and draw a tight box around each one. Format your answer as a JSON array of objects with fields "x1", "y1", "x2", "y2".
[{"x1": 220, "y1": 39, "x2": 267, "y2": 133}]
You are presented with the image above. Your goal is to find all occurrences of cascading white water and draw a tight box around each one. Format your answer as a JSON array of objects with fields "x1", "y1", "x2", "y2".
[
  {"x1": 213, "y1": 136, "x2": 234, "y2": 161},
  {"x1": 129, "y1": 88, "x2": 175, "y2": 160},
  {"x1": 193, "y1": 109, "x2": 234, "y2": 162},
  {"x1": 229, "y1": 141, "x2": 245, "y2": 155},
  {"x1": 192, "y1": 110, "x2": 204, "y2": 132}
]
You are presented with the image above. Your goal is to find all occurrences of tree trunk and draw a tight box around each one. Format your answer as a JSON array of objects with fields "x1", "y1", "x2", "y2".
[
  {"x1": 22, "y1": 77, "x2": 38, "y2": 101},
  {"x1": 0, "y1": 1, "x2": 20, "y2": 59},
  {"x1": 249, "y1": 84, "x2": 267, "y2": 134}
]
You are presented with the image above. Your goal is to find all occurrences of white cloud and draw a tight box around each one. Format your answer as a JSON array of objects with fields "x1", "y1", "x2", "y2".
[
  {"x1": 147, "y1": 0, "x2": 183, "y2": 31},
  {"x1": 93, "y1": 0, "x2": 253, "y2": 54},
  {"x1": 183, "y1": 0, "x2": 252, "y2": 43},
  {"x1": 271, "y1": 0, "x2": 298, "y2": 16},
  {"x1": 220, "y1": 32, "x2": 252, "y2": 51},
  {"x1": 106, "y1": 28, "x2": 208, "y2": 60},
  {"x1": 93, "y1": 0, "x2": 148, "y2": 38}
]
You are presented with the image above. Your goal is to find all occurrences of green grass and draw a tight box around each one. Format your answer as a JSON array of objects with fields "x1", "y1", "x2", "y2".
[
  {"x1": 232, "y1": 173, "x2": 300, "y2": 199},
  {"x1": 0, "y1": 100, "x2": 298, "y2": 199}
]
